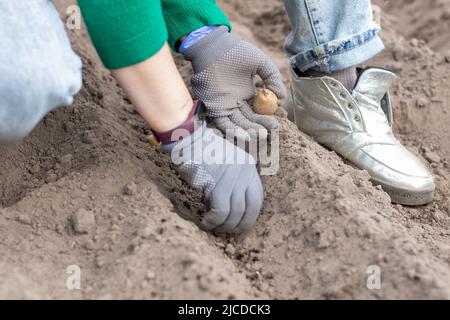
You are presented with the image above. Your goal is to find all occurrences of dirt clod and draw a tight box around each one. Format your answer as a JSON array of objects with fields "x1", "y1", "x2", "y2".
[
  {"x1": 225, "y1": 243, "x2": 236, "y2": 256},
  {"x1": 425, "y1": 151, "x2": 441, "y2": 164},
  {"x1": 72, "y1": 209, "x2": 96, "y2": 234},
  {"x1": 123, "y1": 182, "x2": 137, "y2": 196},
  {"x1": 81, "y1": 131, "x2": 96, "y2": 144}
]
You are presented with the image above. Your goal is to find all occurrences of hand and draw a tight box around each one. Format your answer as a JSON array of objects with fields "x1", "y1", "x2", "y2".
[
  {"x1": 184, "y1": 26, "x2": 286, "y2": 143},
  {"x1": 162, "y1": 122, "x2": 264, "y2": 234}
]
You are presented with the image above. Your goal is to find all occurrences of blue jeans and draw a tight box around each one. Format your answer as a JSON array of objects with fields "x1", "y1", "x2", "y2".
[
  {"x1": 0, "y1": 0, "x2": 82, "y2": 143},
  {"x1": 283, "y1": 0, "x2": 384, "y2": 73}
]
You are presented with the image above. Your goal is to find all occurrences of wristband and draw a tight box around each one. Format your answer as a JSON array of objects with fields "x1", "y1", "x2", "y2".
[{"x1": 147, "y1": 101, "x2": 203, "y2": 147}]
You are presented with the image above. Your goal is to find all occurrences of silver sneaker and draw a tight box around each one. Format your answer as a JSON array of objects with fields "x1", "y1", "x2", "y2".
[{"x1": 287, "y1": 67, "x2": 435, "y2": 206}]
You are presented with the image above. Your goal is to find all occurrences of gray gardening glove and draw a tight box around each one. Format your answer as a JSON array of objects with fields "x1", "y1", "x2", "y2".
[
  {"x1": 162, "y1": 122, "x2": 264, "y2": 234},
  {"x1": 184, "y1": 26, "x2": 286, "y2": 143}
]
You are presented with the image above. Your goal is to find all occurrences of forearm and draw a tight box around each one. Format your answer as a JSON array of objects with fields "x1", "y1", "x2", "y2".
[
  {"x1": 78, "y1": 1, "x2": 192, "y2": 132},
  {"x1": 112, "y1": 44, "x2": 193, "y2": 133}
]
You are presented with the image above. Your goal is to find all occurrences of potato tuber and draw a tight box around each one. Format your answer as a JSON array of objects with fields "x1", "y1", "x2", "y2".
[{"x1": 253, "y1": 89, "x2": 279, "y2": 115}]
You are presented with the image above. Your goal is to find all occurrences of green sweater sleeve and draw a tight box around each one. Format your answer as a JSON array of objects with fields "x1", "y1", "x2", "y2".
[
  {"x1": 78, "y1": 0, "x2": 169, "y2": 70},
  {"x1": 161, "y1": 0, "x2": 231, "y2": 49},
  {"x1": 78, "y1": 0, "x2": 231, "y2": 70}
]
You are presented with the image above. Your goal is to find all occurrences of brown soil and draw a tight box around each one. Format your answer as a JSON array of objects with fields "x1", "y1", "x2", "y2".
[{"x1": 0, "y1": 0, "x2": 449, "y2": 299}]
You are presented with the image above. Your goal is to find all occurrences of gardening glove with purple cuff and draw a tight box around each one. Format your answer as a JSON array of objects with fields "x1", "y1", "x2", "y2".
[
  {"x1": 156, "y1": 104, "x2": 264, "y2": 234},
  {"x1": 183, "y1": 26, "x2": 286, "y2": 143}
]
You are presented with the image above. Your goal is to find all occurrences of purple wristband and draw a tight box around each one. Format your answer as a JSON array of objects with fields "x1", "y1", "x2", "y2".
[{"x1": 152, "y1": 101, "x2": 202, "y2": 145}]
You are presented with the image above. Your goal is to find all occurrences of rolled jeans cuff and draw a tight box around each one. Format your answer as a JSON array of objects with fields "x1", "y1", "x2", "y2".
[{"x1": 290, "y1": 24, "x2": 385, "y2": 73}]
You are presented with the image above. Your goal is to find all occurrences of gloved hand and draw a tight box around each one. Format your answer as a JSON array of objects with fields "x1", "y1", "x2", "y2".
[
  {"x1": 161, "y1": 121, "x2": 264, "y2": 234},
  {"x1": 184, "y1": 26, "x2": 286, "y2": 143}
]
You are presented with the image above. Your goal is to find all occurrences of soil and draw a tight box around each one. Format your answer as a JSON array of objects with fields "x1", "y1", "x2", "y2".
[{"x1": 0, "y1": 0, "x2": 449, "y2": 299}]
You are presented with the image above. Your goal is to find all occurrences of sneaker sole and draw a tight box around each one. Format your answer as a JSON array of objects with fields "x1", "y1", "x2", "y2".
[{"x1": 372, "y1": 179, "x2": 435, "y2": 206}]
